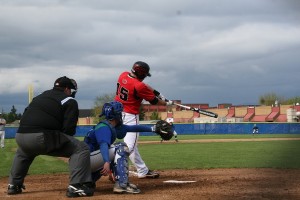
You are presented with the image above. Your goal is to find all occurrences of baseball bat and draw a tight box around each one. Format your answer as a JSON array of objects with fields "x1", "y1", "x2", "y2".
[
  {"x1": 155, "y1": 91, "x2": 218, "y2": 118},
  {"x1": 173, "y1": 102, "x2": 218, "y2": 118}
]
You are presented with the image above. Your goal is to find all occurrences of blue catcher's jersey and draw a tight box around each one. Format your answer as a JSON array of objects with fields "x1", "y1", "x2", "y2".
[
  {"x1": 84, "y1": 121, "x2": 153, "y2": 152},
  {"x1": 115, "y1": 124, "x2": 153, "y2": 139},
  {"x1": 84, "y1": 120, "x2": 117, "y2": 152}
]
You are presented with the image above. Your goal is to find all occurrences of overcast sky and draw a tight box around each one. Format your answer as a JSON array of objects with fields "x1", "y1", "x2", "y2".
[{"x1": 0, "y1": 0, "x2": 300, "y2": 113}]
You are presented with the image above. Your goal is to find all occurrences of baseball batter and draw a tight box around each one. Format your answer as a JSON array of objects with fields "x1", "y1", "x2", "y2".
[
  {"x1": 115, "y1": 61, "x2": 173, "y2": 178},
  {"x1": 0, "y1": 113, "x2": 6, "y2": 148}
]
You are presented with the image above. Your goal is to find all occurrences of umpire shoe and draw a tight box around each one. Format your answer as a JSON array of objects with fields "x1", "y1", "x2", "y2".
[
  {"x1": 7, "y1": 184, "x2": 25, "y2": 195},
  {"x1": 113, "y1": 182, "x2": 141, "y2": 194},
  {"x1": 66, "y1": 183, "x2": 95, "y2": 198},
  {"x1": 138, "y1": 170, "x2": 160, "y2": 179}
]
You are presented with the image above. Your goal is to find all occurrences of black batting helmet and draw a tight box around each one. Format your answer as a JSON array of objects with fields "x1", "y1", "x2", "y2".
[{"x1": 131, "y1": 61, "x2": 151, "y2": 80}]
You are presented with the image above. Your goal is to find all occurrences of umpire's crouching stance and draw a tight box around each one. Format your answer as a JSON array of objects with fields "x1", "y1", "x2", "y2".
[{"x1": 7, "y1": 76, "x2": 95, "y2": 198}]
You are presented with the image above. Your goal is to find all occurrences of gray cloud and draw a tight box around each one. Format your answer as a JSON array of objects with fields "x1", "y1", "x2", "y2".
[{"x1": 1, "y1": 0, "x2": 300, "y2": 113}]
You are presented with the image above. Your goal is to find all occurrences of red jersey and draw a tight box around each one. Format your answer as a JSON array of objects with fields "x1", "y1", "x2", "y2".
[{"x1": 115, "y1": 72, "x2": 157, "y2": 114}]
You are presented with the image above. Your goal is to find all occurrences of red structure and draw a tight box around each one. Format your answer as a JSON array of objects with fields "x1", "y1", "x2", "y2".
[
  {"x1": 251, "y1": 115, "x2": 267, "y2": 122},
  {"x1": 140, "y1": 100, "x2": 300, "y2": 123},
  {"x1": 226, "y1": 107, "x2": 235, "y2": 118},
  {"x1": 266, "y1": 107, "x2": 280, "y2": 122},
  {"x1": 243, "y1": 107, "x2": 255, "y2": 122}
]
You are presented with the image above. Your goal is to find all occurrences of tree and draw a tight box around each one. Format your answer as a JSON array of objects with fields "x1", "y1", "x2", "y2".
[
  {"x1": 259, "y1": 93, "x2": 300, "y2": 106},
  {"x1": 282, "y1": 96, "x2": 300, "y2": 105},
  {"x1": 139, "y1": 105, "x2": 145, "y2": 120},
  {"x1": 259, "y1": 93, "x2": 285, "y2": 106},
  {"x1": 92, "y1": 93, "x2": 115, "y2": 123},
  {"x1": 2, "y1": 105, "x2": 22, "y2": 124},
  {"x1": 150, "y1": 111, "x2": 160, "y2": 120}
]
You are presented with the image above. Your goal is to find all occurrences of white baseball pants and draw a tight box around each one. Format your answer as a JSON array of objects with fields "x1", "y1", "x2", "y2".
[{"x1": 122, "y1": 112, "x2": 149, "y2": 177}]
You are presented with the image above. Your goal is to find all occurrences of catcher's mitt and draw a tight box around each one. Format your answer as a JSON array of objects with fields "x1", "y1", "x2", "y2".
[{"x1": 154, "y1": 120, "x2": 174, "y2": 140}]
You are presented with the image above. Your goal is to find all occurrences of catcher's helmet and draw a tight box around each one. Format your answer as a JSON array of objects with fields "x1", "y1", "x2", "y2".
[
  {"x1": 54, "y1": 76, "x2": 78, "y2": 97},
  {"x1": 131, "y1": 61, "x2": 151, "y2": 80},
  {"x1": 100, "y1": 101, "x2": 123, "y2": 123}
]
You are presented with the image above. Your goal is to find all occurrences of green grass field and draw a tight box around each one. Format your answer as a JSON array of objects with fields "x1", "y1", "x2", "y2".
[{"x1": 1, "y1": 134, "x2": 300, "y2": 178}]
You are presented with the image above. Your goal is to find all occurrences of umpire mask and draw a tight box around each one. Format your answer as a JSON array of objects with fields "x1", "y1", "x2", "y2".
[{"x1": 70, "y1": 79, "x2": 77, "y2": 98}]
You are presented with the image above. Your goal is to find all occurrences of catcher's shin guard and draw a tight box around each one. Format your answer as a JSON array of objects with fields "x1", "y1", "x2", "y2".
[{"x1": 113, "y1": 142, "x2": 130, "y2": 188}]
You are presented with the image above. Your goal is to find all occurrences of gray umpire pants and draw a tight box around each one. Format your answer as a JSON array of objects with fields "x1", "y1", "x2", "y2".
[{"x1": 8, "y1": 132, "x2": 92, "y2": 186}]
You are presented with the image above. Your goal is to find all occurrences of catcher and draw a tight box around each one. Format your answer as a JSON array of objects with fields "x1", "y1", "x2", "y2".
[{"x1": 84, "y1": 101, "x2": 173, "y2": 194}]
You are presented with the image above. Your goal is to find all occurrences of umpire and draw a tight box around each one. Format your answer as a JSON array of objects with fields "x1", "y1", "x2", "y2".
[{"x1": 7, "y1": 76, "x2": 94, "y2": 198}]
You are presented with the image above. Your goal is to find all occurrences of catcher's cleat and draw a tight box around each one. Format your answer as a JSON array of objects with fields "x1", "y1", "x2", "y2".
[
  {"x1": 138, "y1": 170, "x2": 160, "y2": 179},
  {"x1": 113, "y1": 182, "x2": 141, "y2": 194},
  {"x1": 7, "y1": 184, "x2": 25, "y2": 195},
  {"x1": 66, "y1": 183, "x2": 95, "y2": 198}
]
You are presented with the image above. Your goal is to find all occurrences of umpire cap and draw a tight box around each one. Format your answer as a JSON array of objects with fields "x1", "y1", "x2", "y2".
[
  {"x1": 54, "y1": 76, "x2": 77, "y2": 90},
  {"x1": 54, "y1": 76, "x2": 78, "y2": 97}
]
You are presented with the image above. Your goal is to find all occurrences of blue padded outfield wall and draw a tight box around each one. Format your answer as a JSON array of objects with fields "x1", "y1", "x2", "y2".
[{"x1": 5, "y1": 123, "x2": 300, "y2": 138}]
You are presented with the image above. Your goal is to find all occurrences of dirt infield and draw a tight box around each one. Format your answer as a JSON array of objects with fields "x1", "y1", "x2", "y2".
[
  {"x1": 1, "y1": 138, "x2": 300, "y2": 199},
  {"x1": 1, "y1": 168, "x2": 300, "y2": 199}
]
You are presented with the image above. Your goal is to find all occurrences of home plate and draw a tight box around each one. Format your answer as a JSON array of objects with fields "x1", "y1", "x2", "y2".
[{"x1": 163, "y1": 180, "x2": 196, "y2": 183}]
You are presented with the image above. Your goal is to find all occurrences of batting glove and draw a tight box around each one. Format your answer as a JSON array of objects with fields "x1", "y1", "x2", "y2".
[
  {"x1": 157, "y1": 93, "x2": 166, "y2": 101},
  {"x1": 166, "y1": 100, "x2": 173, "y2": 106}
]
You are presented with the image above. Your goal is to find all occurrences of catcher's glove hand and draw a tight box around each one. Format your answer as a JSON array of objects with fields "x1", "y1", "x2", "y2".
[{"x1": 153, "y1": 120, "x2": 174, "y2": 141}]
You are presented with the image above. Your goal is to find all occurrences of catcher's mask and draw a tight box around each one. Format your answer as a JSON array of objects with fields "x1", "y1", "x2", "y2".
[
  {"x1": 100, "y1": 101, "x2": 123, "y2": 125},
  {"x1": 131, "y1": 61, "x2": 151, "y2": 80}
]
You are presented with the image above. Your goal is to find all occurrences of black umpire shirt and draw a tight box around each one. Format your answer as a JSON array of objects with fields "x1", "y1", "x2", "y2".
[{"x1": 17, "y1": 88, "x2": 79, "y2": 136}]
